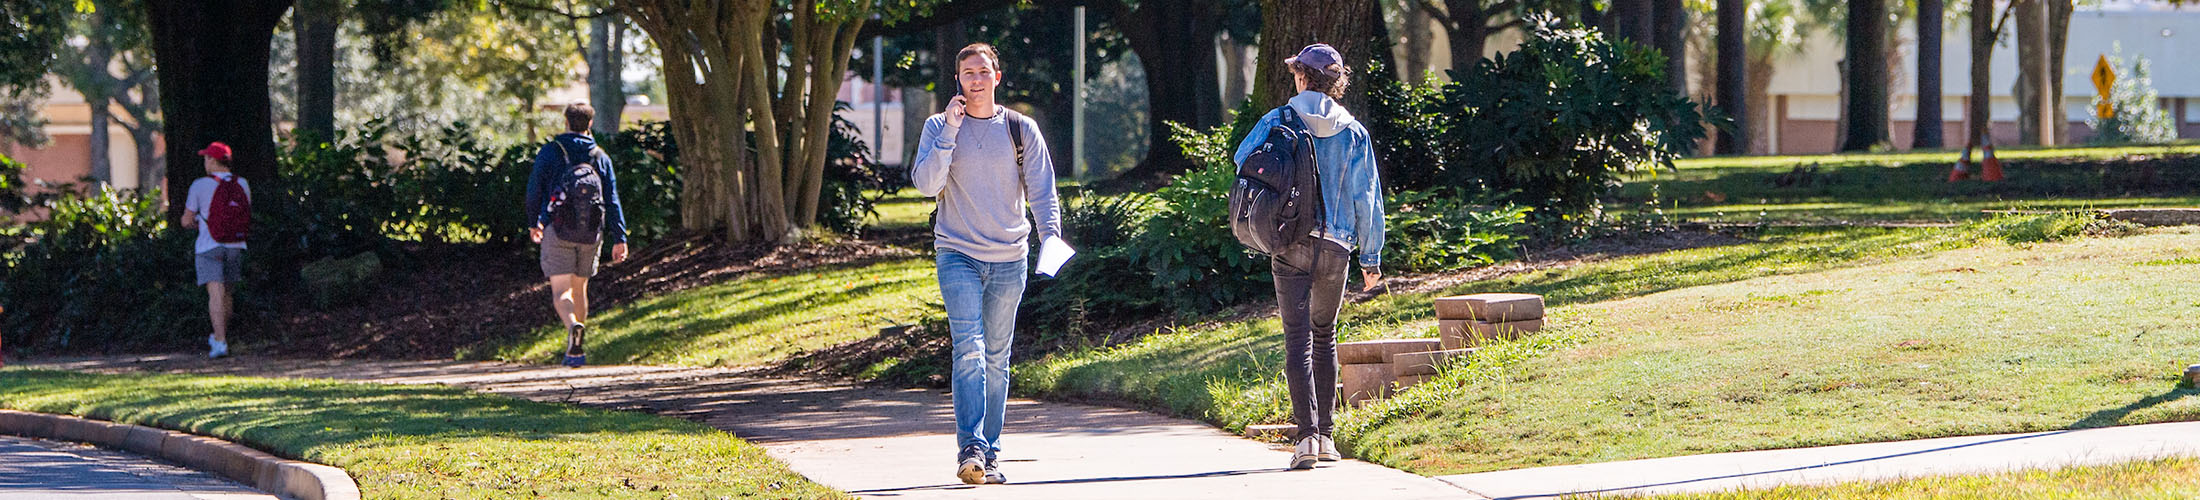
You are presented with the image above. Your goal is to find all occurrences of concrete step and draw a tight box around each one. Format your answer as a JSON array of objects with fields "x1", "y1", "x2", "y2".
[
  {"x1": 1339, "y1": 338, "x2": 1444, "y2": 365},
  {"x1": 1340, "y1": 363, "x2": 1396, "y2": 406},
  {"x1": 1391, "y1": 348, "x2": 1476, "y2": 377},
  {"x1": 1433, "y1": 293, "x2": 1545, "y2": 322},
  {"x1": 1440, "y1": 319, "x2": 1545, "y2": 350}
]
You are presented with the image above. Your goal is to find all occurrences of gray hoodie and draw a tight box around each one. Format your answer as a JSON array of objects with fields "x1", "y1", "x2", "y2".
[{"x1": 910, "y1": 108, "x2": 1064, "y2": 263}]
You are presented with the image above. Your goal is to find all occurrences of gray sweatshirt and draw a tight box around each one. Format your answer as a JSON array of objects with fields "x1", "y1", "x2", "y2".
[{"x1": 911, "y1": 108, "x2": 1063, "y2": 263}]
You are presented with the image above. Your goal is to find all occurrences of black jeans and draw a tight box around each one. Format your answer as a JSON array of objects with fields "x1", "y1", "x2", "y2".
[{"x1": 1271, "y1": 236, "x2": 1350, "y2": 438}]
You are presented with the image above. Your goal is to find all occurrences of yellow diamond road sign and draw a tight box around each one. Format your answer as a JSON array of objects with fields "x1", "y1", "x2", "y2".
[{"x1": 2093, "y1": 55, "x2": 2116, "y2": 119}]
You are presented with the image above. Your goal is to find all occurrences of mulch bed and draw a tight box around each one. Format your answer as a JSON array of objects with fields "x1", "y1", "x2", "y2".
[{"x1": 262, "y1": 232, "x2": 918, "y2": 360}]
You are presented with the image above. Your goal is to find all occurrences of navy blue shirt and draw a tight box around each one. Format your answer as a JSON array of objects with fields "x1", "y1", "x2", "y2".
[{"x1": 524, "y1": 132, "x2": 629, "y2": 244}]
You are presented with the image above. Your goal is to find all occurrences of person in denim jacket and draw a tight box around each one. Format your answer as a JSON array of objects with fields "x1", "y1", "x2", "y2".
[{"x1": 1230, "y1": 43, "x2": 1387, "y2": 470}]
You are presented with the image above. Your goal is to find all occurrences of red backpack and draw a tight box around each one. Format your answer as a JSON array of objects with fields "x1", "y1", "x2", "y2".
[{"x1": 205, "y1": 175, "x2": 251, "y2": 243}]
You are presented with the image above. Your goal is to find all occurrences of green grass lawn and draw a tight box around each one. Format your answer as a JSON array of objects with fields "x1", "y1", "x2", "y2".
[
  {"x1": 1018, "y1": 216, "x2": 2200, "y2": 477},
  {"x1": 478, "y1": 258, "x2": 939, "y2": 367},
  {"x1": 1641, "y1": 456, "x2": 2200, "y2": 500},
  {"x1": 1623, "y1": 143, "x2": 2200, "y2": 223},
  {"x1": 864, "y1": 188, "x2": 934, "y2": 231},
  {"x1": 0, "y1": 369, "x2": 841, "y2": 499}
]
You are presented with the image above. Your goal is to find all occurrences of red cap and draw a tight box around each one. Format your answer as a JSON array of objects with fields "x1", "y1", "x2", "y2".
[{"x1": 198, "y1": 142, "x2": 232, "y2": 162}]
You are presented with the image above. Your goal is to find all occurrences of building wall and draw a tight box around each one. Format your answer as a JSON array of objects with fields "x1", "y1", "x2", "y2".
[{"x1": 1759, "y1": 6, "x2": 2200, "y2": 154}]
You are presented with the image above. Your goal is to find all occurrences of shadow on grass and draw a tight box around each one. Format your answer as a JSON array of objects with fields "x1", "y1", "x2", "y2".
[{"x1": 2069, "y1": 385, "x2": 2200, "y2": 430}]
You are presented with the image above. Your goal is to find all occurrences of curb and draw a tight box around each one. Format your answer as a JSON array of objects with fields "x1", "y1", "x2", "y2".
[{"x1": 0, "y1": 409, "x2": 361, "y2": 500}]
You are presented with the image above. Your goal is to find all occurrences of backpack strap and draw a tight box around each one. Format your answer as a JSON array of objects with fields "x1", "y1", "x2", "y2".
[{"x1": 1003, "y1": 108, "x2": 1029, "y2": 199}]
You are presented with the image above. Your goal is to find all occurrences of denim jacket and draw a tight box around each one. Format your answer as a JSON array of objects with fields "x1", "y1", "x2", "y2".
[{"x1": 1232, "y1": 91, "x2": 1386, "y2": 269}]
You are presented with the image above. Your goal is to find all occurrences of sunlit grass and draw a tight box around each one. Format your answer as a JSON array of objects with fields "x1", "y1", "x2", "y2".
[
  {"x1": 1638, "y1": 456, "x2": 2200, "y2": 500},
  {"x1": 0, "y1": 370, "x2": 842, "y2": 499}
]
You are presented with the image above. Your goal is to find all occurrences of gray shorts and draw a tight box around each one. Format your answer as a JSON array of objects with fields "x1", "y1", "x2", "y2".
[
  {"x1": 195, "y1": 247, "x2": 244, "y2": 285},
  {"x1": 539, "y1": 227, "x2": 602, "y2": 278}
]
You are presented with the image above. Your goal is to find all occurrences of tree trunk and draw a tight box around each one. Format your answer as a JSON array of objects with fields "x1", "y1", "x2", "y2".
[
  {"x1": 1252, "y1": 0, "x2": 1376, "y2": 110},
  {"x1": 622, "y1": 0, "x2": 752, "y2": 238},
  {"x1": 294, "y1": 0, "x2": 338, "y2": 142},
  {"x1": 2015, "y1": 0, "x2": 2047, "y2": 145},
  {"x1": 1109, "y1": 0, "x2": 1225, "y2": 182},
  {"x1": 1400, "y1": 1, "x2": 1432, "y2": 80},
  {"x1": 587, "y1": 14, "x2": 627, "y2": 137},
  {"x1": 1912, "y1": 0, "x2": 1943, "y2": 149},
  {"x1": 1614, "y1": 0, "x2": 1652, "y2": 43},
  {"x1": 2047, "y1": 0, "x2": 2070, "y2": 143},
  {"x1": 1652, "y1": 0, "x2": 1685, "y2": 95},
  {"x1": 148, "y1": 0, "x2": 293, "y2": 223},
  {"x1": 83, "y1": 31, "x2": 116, "y2": 184},
  {"x1": 1968, "y1": 0, "x2": 1995, "y2": 146},
  {"x1": 1438, "y1": 0, "x2": 1493, "y2": 74},
  {"x1": 88, "y1": 91, "x2": 112, "y2": 184},
  {"x1": 1840, "y1": 0, "x2": 1889, "y2": 151},
  {"x1": 120, "y1": 77, "x2": 162, "y2": 189},
  {"x1": 1746, "y1": 52, "x2": 1774, "y2": 154},
  {"x1": 1221, "y1": 32, "x2": 1253, "y2": 104},
  {"x1": 1714, "y1": 0, "x2": 1745, "y2": 154}
]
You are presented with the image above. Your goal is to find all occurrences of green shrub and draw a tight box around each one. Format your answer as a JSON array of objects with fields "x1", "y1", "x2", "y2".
[
  {"x1": 1450, "y1": 17, "x2": 1707, "y2": 234},
  {"x1": 1381, "y1": 189, "x2": 1529, "y2": 273},
  {"x1": 2086, "y1": 47, "x2": 2177, "y2": 145},
  {"x1": 1, "y1": 185, "x2": 204, "y2": 353},
  {"x1": 819, "y1": 103, "x2": 896, "y2": 235},
  {"x1": 1127, "y1": 123, "x2": 1272, "y2": 314},
  {"x1": 1020, "y1": 190, "x2": 1161, "y2": 343}
]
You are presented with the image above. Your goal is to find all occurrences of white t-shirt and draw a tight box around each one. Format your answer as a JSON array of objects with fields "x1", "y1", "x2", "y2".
[{"x1": 185, "y1": 173, "x2": 252, "y2": 254}]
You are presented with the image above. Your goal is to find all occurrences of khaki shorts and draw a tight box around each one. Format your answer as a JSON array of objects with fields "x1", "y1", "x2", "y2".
[
  {"x1": 195, "y1": 247, "x2": 245, "y2": 285},
  {"x1": 539, "y1": 227, "x2": 602, "y2": 278}
]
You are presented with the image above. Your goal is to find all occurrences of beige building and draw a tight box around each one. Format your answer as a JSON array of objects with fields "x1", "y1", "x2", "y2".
[{"x1": 3, "y1": 77, "x2": 157, "y2": 191}]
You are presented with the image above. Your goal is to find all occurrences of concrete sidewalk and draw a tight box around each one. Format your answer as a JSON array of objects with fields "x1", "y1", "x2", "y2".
[
  {"x1": 1438, "y1": 420, "x2": 2200, "y2": 499},
  {"x1": 27, "y1": 356, "x2": 1469, "y2": 500},
  {"x1": 0, "y1": 435, "x2": 274, "y2": 500}
]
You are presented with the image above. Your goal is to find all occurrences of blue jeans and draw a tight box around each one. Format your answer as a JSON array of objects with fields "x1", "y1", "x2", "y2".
[{"x1": 936, "y1": 248, "x2": 1027, "y2": 459}]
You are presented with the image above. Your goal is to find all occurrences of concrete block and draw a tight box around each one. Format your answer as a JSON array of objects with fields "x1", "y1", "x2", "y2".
[
  {"x1": 2185, "y1": 364, "x2": 2200, "y2": 388},
  {"x1": 1434, "y1": 293, "x2": 1545, "y2": 321},
  {"x1": 1440, "y1": 318, "x2": 1544, "y2": 349},
  {"x1": 1341, "y1": 363, "x2": 1396, "y2": 406},
  {"x1": 0, "y1": 410, "x2": 54, "y2": 438},
  {"x1": 207, "y1": 442, "x2": 273, "y2": 484},
  {"x1": 1393, "y1": 374, "x2": 1432, "y2": 390},
  {"x1": 1391, "y1": 348, "x2": 1477, "y2": 376},
  {"x1": 1244, "y1": 424, "x2": 1296, "y2": 441},
  {"x1": 1339, "y1": 339, "x2": 1444, "y2": 365},
  {"x1": 2102, "y1": 208, "x2": 2200, "y2": 227},
  {"x1": 120, "y1": 425, "x2": 172, "y2": 456},
  {"x1": 50, "y1": 417, "x2": 99, "y2": 443},
  {"x1": 272, "y1": 462, "x2": 362, "y2": 500}
]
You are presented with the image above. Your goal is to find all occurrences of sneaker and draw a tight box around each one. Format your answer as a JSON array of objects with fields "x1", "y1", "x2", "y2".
[
  {"x1": 982, "y1": 455, "x2": 1007, "y2": 484},
  {"x1": 1316, "y1": 434, "x2": 1340, "y2": 461},
  {"x1": 1288, "y1": 437, "x2": 1318, "y2": 470},
  {"x1": 207, "y1": 336, "x2": 229, "y2": 359},
  {"x1": 561, "y1": 324, "x2": 587, "y2": 368},
  {"x1": 956, "y1": 446, "x2": 987, "y2": 485}
]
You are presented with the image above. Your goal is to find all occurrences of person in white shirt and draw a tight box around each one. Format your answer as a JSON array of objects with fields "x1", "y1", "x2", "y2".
[{"x1": 179, "y1": 142, "x2": 251, "y2": 358}]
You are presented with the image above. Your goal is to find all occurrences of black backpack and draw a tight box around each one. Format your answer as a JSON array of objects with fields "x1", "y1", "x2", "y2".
[
  {"x1": 550, "y1": 142, "x2": 607, "y2": 245},
  {"x1": 1228, "y1": 106, "x2": 1323, "y2": 255}
]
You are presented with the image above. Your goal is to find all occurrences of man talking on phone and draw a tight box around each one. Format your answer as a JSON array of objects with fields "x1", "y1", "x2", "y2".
[{"x1": 909, "y1": 42, "x2": 1064, "y2": 486}]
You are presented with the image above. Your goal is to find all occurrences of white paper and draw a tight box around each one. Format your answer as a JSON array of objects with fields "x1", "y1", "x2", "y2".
[{"x1": 1036, "y1": 235, "x2": 1076, "y2": 276}]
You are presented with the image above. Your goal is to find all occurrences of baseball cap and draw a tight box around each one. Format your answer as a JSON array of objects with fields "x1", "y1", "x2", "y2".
[
  {"x1": 198, "y1": 142, "x2": 233, "y2": 162},
  {"x1": 1284, "y1": 43, "x2": 1344, "y2": 77}
]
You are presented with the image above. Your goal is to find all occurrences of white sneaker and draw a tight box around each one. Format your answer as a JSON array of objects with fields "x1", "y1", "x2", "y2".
[
  {"x1": 1289, "y1": 437, "x2": 1318, "y2": 470},
  {"x1": 207, "y1": 337, "x2": 229, "y2": 359},
  {"x1": 1316, "y1": 434, "x2": 1340, "y2": 461}
]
